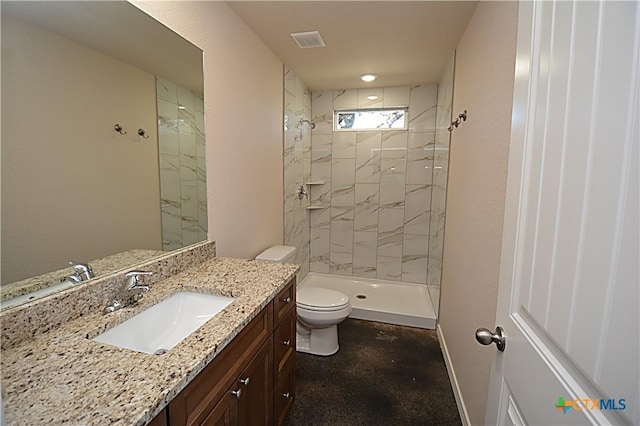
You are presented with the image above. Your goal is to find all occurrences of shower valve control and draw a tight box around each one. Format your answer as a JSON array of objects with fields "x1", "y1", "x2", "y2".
[{"x1": 297, "y1": 184, "x2": 308, "y2": 200}]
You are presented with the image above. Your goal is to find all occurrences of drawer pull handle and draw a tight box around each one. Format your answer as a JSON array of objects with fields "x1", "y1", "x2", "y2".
[
  {"x1": 282, "y1": 392, "x2": 290, "y2": 399},
  {"x1": 281, "y1": 296, "x2": 291, "y2": 303},
  {"x1": 239, "y1": 377, "x2": 250, "y2": 386},
  {"x1": 231, "y1": 389, "x2": 242, "y2": 399},
  {"x1": 283, "y1": 339, "x2": 291, "y2": 346}
]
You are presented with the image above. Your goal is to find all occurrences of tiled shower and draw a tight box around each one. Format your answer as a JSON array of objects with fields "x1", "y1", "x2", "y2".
[
  {"x1": 284, "y1": 55, "x2": 454, "y2": 316},
  {"x1": 283, "y1": 66, "x2": 312, "y2": 278},
  {"x1": 157, "y1": 77, "x2": 208, "y2": 251}
]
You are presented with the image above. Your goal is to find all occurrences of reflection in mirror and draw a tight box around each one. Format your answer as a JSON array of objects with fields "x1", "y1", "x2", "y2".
[{"x1": 1, "y1": 1, "x2": 206, "y2": 309}]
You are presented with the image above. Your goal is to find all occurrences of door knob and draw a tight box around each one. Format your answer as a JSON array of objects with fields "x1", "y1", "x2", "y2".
[{"x1": 475, "y1": 326, "x2": 506, "y2": 352}]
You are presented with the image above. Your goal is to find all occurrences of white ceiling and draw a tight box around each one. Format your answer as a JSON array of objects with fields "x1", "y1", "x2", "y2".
[{"x1": 226, "y1": 1, "x2": 478, "y2": 91}]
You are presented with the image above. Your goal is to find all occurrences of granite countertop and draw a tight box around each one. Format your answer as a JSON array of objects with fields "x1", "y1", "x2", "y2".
[
  {"x1": 1, "y1": 249, "x2": 166, "y2": 302},
  {"x1": 1, "y1": 257, "x2": 299, "y2": 425}
]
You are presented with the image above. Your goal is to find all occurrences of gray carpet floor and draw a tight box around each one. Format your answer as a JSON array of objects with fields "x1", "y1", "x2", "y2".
[{"x1": 285, "y1": 319, "x2": 462, "y2": 426}]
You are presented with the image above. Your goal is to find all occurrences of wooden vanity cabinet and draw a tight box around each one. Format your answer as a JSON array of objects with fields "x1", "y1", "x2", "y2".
[
  {"x1": 149, "y1": 408, "x2": 168, "y2": 426},
  {"x1": 200, "y1": 391, "x2": 237, "y2": 426},
  {"x1": 201, "y1": 337, "x2": 273, "y2": 426},
  {"x1": 165, "y1": 277, "x2": 296, "y2": 426},
  {"x1": 272, "y1": 280, "x2": 296, "y2": 425}
]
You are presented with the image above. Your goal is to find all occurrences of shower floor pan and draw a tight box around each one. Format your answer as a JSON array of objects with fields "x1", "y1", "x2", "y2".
[{"x1": 298, "y1": 272, "x2": 436, "y2": 329}]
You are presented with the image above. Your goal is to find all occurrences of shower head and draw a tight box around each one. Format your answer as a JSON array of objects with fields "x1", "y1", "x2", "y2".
[{"x1": 299, "y1": 119, "x2": 316, "y2": 129}]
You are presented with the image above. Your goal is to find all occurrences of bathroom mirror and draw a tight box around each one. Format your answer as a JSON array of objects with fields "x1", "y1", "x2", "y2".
[{"x1": 1, "y1": 1, "x2": 206, "y2": 308}]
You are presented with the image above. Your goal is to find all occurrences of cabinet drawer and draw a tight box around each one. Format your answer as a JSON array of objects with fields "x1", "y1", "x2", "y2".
[
  {"x1": 274, "y1": 357, "x2": 295, "y2": 426},
  {"x1": 273, "y1": 277, "x2": 296, "y2": 324},
  {"x1": 169, "y1": 303, "x2": 273, "y2": 426},
  {"x1": 273, "y1": 308, "x2": 296, "y2": 375}
]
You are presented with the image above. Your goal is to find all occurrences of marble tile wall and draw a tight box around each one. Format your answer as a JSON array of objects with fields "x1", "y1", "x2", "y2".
[
  {"x1": 283, "y1": 66, "x2": 311, "y2": 278},
  {"x1": 427, "y1": 52, "x2": 456, "y2": 315},
  {"x1": 157, "y1": 77, "x2": 207, "y2": 251},
  {"x1": 309, "y1": 85, "x2": 438, "y2": 284}
]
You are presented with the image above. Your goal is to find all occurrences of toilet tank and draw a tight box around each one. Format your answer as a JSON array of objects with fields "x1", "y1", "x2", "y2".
[{"x1": 255, "y1": 246, "x2": 297, "y2": 263}]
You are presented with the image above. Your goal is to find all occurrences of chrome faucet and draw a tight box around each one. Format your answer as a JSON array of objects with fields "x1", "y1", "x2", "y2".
[
  {"x1": 103, "y1": 270, "x2": 153, "y2": 314},
  {"x1": 67, "y1": 261, "x2": 94, "y2": 283},
  {"x1": 66, "y1": 274, "x2": 82, "y2": 284},
  {"x1": 124, "y1": 270, "x2": 153, "y2": 292}
]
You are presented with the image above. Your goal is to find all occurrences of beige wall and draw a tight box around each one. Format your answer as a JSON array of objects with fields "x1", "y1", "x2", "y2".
[
  {"x1": 132, "y1": 1, "x2": 284, "y2": 259},
  {"x1": 1, "y1": 14, "x2": 162, "y2": 284},
  {"x1": 438, "y1": 2, "x2": 518, "y2": 424}
]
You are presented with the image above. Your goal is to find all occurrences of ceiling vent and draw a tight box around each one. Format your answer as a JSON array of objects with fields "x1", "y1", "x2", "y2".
[{"x1": 290, "y1": 31, "x2": 326, "y2": 49}]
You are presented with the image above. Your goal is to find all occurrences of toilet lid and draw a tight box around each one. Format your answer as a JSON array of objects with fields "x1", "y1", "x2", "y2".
[{"x1": 297, "y1": 287, "x2": 350, "y2": 311}]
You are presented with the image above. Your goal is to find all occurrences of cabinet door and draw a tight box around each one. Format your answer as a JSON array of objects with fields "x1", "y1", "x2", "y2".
[
  {"x1": 274, "y1": 359, "x2": 295, "y2": 426},
  {"x1": 274, "y1": 307, "x2": 296, "y2": 375},
  {"x1": 237, "y1": 337, "x2": 273, "y2": 426},
  {"x1": 201, "y1": 390, "x2": 239, "y2": 426}
]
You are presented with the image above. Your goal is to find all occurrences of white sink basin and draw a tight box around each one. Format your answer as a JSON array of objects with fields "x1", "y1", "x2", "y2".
[{"x1": 92, "y1": 292, "x2": 235, "y2": 355}]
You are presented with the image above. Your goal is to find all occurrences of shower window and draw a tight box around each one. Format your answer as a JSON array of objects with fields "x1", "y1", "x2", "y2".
[{"x1": 334, "y1": 108, "x2": 408, "y2": 131}]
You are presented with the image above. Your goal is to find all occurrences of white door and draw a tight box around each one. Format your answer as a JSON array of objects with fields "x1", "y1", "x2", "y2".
[{"x1": 484, "y1": 1, "x2": 639, "y2": 425}]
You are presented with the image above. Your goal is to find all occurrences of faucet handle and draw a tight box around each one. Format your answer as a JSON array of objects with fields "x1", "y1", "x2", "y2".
[
  {"x1": 66, "y1": 274, "x2": 82, "y2": 284},
  {"x1": 104, "y1": 300, "x2": 123, "y2": 314},
  {"x1": 124, "y1": 270, "x2": 153, "y2": 291},
  {"x1": 69, "y1": 261, "x2": 95, "y2": 281}
]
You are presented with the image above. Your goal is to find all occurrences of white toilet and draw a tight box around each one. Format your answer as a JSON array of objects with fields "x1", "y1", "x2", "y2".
[{"x1": 255, "y1": 245, "x2": 352, "y2": 356}]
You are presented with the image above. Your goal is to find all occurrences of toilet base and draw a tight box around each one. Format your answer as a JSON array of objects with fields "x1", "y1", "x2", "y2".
[{"x1": 295, "y1": 325, "x2": 339, "y2": 356}]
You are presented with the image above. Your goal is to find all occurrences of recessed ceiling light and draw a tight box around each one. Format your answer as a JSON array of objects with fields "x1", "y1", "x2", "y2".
[
  {"x1": 367, "y1": 95, "x2": 379, "y2": 100},
  {"x1": 360, "y1": 74, "x2": 378, "y2": 82}
]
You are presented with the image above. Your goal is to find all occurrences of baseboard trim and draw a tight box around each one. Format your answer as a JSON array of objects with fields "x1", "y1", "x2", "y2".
[{"x1": 437, "y1": 324, "x2": 471, "y2": 426}]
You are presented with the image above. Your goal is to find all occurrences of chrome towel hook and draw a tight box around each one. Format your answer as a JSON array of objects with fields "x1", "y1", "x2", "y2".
[
  {"x1": 447, "y1": 110, "x2": 468, "y2": 132},
  {"x1": 137, "y1": 128, "x2": 150, "y2": 139},
  {"x1": 114, "y1": 123, "x2": 127, "y2": 135}
]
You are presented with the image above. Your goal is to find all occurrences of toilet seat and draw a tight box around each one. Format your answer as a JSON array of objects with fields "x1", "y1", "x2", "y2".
[{"x1": 297, "y1": 287, "x2": 350, "y2": 312}]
